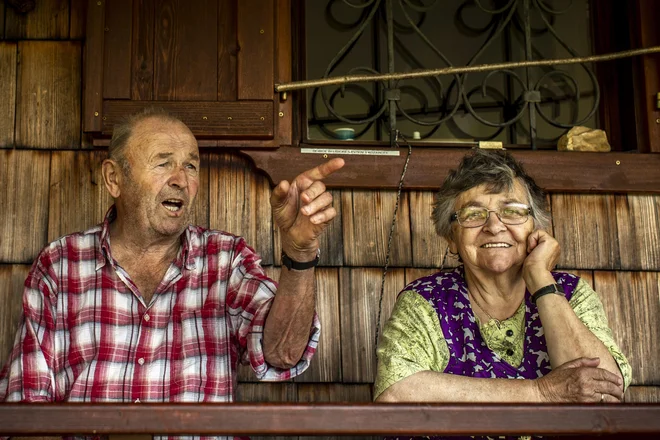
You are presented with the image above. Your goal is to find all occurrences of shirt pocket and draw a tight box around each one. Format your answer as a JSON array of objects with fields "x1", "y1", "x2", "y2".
[{"x1": 172, "y1": 309, "x2": 232, "y2": 401}]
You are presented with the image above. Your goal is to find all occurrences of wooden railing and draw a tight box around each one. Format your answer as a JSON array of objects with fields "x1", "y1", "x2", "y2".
[{"x1": 1, "y1": 403, "x2": 660, "y2": 437}]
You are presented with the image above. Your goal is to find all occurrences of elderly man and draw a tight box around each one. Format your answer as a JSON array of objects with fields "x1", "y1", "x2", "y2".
[{"x1": 0, "y1": 108, "x2": 344, "y2": 405}]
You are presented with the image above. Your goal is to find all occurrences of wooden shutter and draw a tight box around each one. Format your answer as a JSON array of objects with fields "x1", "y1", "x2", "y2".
[{"x1": 83, "y1": 0, "x2": 291, "y2": 147}]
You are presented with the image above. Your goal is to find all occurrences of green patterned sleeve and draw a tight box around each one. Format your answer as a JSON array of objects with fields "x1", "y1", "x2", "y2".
[
  {"x1": 568, "y1": 278, "x2": 633, "y2": 390},
  {"x1": 373, "y1": 290, "x2": 450, "y2": 400}
]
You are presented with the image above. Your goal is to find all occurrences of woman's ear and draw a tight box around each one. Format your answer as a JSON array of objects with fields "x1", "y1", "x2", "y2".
[
  {"x1": 102, "y1": 159, "x2": 122, "y2": 199},
  {"x1": 445, "y1": 232, "x2": 458, "y2": 255}
]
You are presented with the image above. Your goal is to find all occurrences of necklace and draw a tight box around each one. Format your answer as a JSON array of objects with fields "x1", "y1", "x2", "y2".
[{"x1": 469, "y1": 291, "x2": 500, "y2": 326}]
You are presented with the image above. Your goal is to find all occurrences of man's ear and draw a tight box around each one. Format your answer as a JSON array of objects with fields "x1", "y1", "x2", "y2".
[{"x1": 102, "y1": 159, "x2": 122, "y2": 199}]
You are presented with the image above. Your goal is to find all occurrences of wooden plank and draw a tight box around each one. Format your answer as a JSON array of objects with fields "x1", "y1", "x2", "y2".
[
  {"x1": 0, "y1": 42, "x2": 17, "y2": 147},
  {"x1": 131, "y1": 0, "x2": 155, "y2": 100},
  {"x1": 95, "y1": 137, "x2": 283, "y2": 148},
  {"x1": 102, "y1": 0, "x2": 132, "y2": 99},
  {"x1": 297, "y1": 384, "x2": 375, "y2": 440},
  {"x1": 236, "y1": 0, "x2": 274, "y2": 100},
  {"x1": 83, "y1": 0, "x2": 105, "y2": 132},
  {"x1": 0, "y1": 1, "x2": 4, "y2": 39},
  {"x1": 16, "y1": 41, "x2": 81, "y2": 149},
  {"x1": 590, "y1": 1, "x2": 638, "y2": 153},
  {"x1": 217, "y1": 0, "x2": 237, "y2": 101},
  {"x1": 235, "y1": 382, "x2": 297, "y2": 402},
  {"x1": 295, "y1": 268, "x2": 341, "y2": 383},
  {"x1": 633, "y1": 0, "x2": 660, "y2": 152},
  {"x1": 208, "y1": 152, "x2": 273, "y2": 265},
  {"x1": 0, "y1": 264, "x2": 30, "y2": 368},
  {"x1": 341, "y1": 190, "x2": 411, "y2": 267},
  {"x1": 624, "y1": 386, "x2": 660, "y2": 403},
  {"x1": 297, "y1": 383, "x2": 373, "y2": 402},
  {"x1": 1, "y1": 403, "x2": 660, "y2": 436},
  {"x1": 242, "y1": 146, "x2": 660, "y2": 193},
  {"x1": 616, "y1": 194, "x2": 660, "y2": 270},
  {"x1": 0, "y1": 150, "x2": 50, "y2": 263},
  {"x1": 551, "y1": 194, "x2": 619, "y2": 270},
  {"x1": 102, "y1": 101, "x2": 274, "y2": 139},
  {"x1": 594, "y1": 271, "x2": 660, "y2": 385},
  {"x1": 154, "y1": 0, "x2": 218, "y2": 100},
  {"x1": 69, "y1": 0, "x2": 87, "y2": 39},
  {"x1": 410, "y1": 190, "x2": 447, "y2": 268},
  {"x1": 339, "y1": 268, "x2": 405, "y2": 383},
  {"x1": 275, "y1": 0, "x2": 292, "y2": 146},
  {"x1": 48, "y1": 151, "x2": 113, "y2": 242},
  {"x1": 4, "y1": 0, "x2": 69, "y2": 39}
]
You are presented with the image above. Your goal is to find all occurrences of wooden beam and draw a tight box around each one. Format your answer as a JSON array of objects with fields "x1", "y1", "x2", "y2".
[
  {"x1": 102, "y1": 101, "x2": 274, "y2": 139},
  {"x1": 242, "y1": 145, "x2": 660, "y2": 193},
  {"x1": 0, "y1": 404, "x2": 659, "y2": 436}
]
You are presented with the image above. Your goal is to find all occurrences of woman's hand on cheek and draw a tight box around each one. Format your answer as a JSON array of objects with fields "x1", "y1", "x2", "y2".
[{"x1": 523, "y1": 230, "x2": 561, "y2": 289}]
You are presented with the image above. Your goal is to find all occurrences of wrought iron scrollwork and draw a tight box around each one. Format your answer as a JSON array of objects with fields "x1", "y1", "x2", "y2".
[{"x1": 307, "y1": 0, "x2": 599, "y2": 149}]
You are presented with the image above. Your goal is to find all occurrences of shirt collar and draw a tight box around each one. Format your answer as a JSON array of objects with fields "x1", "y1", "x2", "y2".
[
  {"x1": 180, "y1": 225, "x2": 197, "y2": 271},
  {"x1": 96, "y1": 205, "x2": 117, "y2": 270},
  {"x1": 95, "y1": 205, "x2": 197, "y2": 272}
]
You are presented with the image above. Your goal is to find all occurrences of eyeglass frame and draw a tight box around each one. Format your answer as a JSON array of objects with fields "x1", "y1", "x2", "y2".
[{"x1": 450, "y1": 204, "x2": 533, "y2": 228}]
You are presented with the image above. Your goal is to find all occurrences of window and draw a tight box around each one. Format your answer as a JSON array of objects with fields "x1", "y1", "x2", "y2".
[{"x1": 301, "y1": 0, "x2": 636, "y2": 151}]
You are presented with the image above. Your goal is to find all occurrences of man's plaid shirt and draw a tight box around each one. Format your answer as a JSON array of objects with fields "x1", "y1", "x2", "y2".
[{"x1": 0, "y1": 206, "x2": 319, "y2": 405}]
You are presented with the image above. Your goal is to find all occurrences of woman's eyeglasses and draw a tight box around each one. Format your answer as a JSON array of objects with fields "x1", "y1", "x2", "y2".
[{"x1": 450, "y1": 204, "x2": 532, "y2": 228}]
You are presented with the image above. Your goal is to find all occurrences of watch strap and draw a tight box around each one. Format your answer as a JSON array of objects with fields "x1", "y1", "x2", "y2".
[
  {"x1": 281, "y1": 249, "x2": 320, "y2": 271},
  {"x1": 532, "y1": 283, "x2": 564, "y2": 304}
]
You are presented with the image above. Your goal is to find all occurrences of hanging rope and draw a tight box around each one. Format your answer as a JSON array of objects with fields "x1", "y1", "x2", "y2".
[
  {"x1": 374, "y1": 134, "x2": 413, "y2": 351},
  {"x1": 275, "y1": 46, "x2": 660, "y2": 93}
]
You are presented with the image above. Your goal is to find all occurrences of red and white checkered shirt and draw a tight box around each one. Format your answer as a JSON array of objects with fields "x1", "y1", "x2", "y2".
[{"x1": 0, "y1": 206, "x2": 319, "y2": 437}]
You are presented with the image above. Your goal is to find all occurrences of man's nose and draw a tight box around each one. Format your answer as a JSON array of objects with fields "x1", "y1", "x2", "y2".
[{"x1": 168, "y1": 166, "x2": 188, "y2": 188}]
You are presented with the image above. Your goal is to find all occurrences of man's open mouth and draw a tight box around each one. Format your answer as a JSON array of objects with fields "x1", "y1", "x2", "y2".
[{"x1": 162, "y1": 199, "x2": 184, "y2": 212}]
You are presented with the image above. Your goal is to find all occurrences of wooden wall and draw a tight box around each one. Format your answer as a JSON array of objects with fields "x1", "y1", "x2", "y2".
[{"x1": 0, "y1": 1, "x2": 659, "y2": 439}]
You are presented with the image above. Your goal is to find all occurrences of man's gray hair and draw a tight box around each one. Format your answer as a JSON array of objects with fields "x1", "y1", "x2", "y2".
[
  {"x1": 108, "y1": 107, "x2": 182, "y2": 175},
  {"x1": 432, "y1": 149, "x2": 551, "y2": 240}
]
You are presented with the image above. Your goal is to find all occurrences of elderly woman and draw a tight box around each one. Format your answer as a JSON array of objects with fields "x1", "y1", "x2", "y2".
[{"x1": 374, "y1": 150, "x2": 631, "y2": 411}]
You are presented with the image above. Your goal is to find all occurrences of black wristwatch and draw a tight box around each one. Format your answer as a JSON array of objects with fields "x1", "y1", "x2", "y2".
[{"x1": 281, "y1": 249, "x2": 320, "y2": 271}]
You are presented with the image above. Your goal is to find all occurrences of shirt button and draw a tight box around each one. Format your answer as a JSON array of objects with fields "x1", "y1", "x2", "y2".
[
  {"x1": 506, "y1": 349, "x2": 514, "y2": 356},
  {"x1": 506, "y1": 329, "x2": 514, "y2": 337},
  {"x1": 137, "y1": 358, "x2": 145, "y2": 365},
  {"x1": 143, "y1": 314, "x2": 150, "y2": 322}
]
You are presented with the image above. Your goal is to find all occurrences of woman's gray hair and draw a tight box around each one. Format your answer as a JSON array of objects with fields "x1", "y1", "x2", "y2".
[
  {"x1": 432, "y1": 149, "x2": 551, "y2": 239},
  {"x1": 108, "y1": 107, "x2": 181, "y2": 176}
]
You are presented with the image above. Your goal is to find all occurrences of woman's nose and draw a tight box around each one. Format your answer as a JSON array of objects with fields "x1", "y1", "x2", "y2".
[{"x1": 482, "y1": 210, "x2": 507, "y2": 232}]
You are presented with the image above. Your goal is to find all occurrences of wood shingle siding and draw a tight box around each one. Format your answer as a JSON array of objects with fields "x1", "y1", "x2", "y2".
[
  {"x1": 552, "y1": 194, "x2": 620, "y2": 270},
  {"x1": 0, "y1": 43, "x2": 16, "y2": 148},
  {"x1": 16, "y1": 41, "x2": 81, "y2": 149},
  {"x1": 0, "y1": 150, "x2": 51, "y2": 263},
  {"x1": 616, "y1": 194, "x2": 660, "y2": 270}
]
